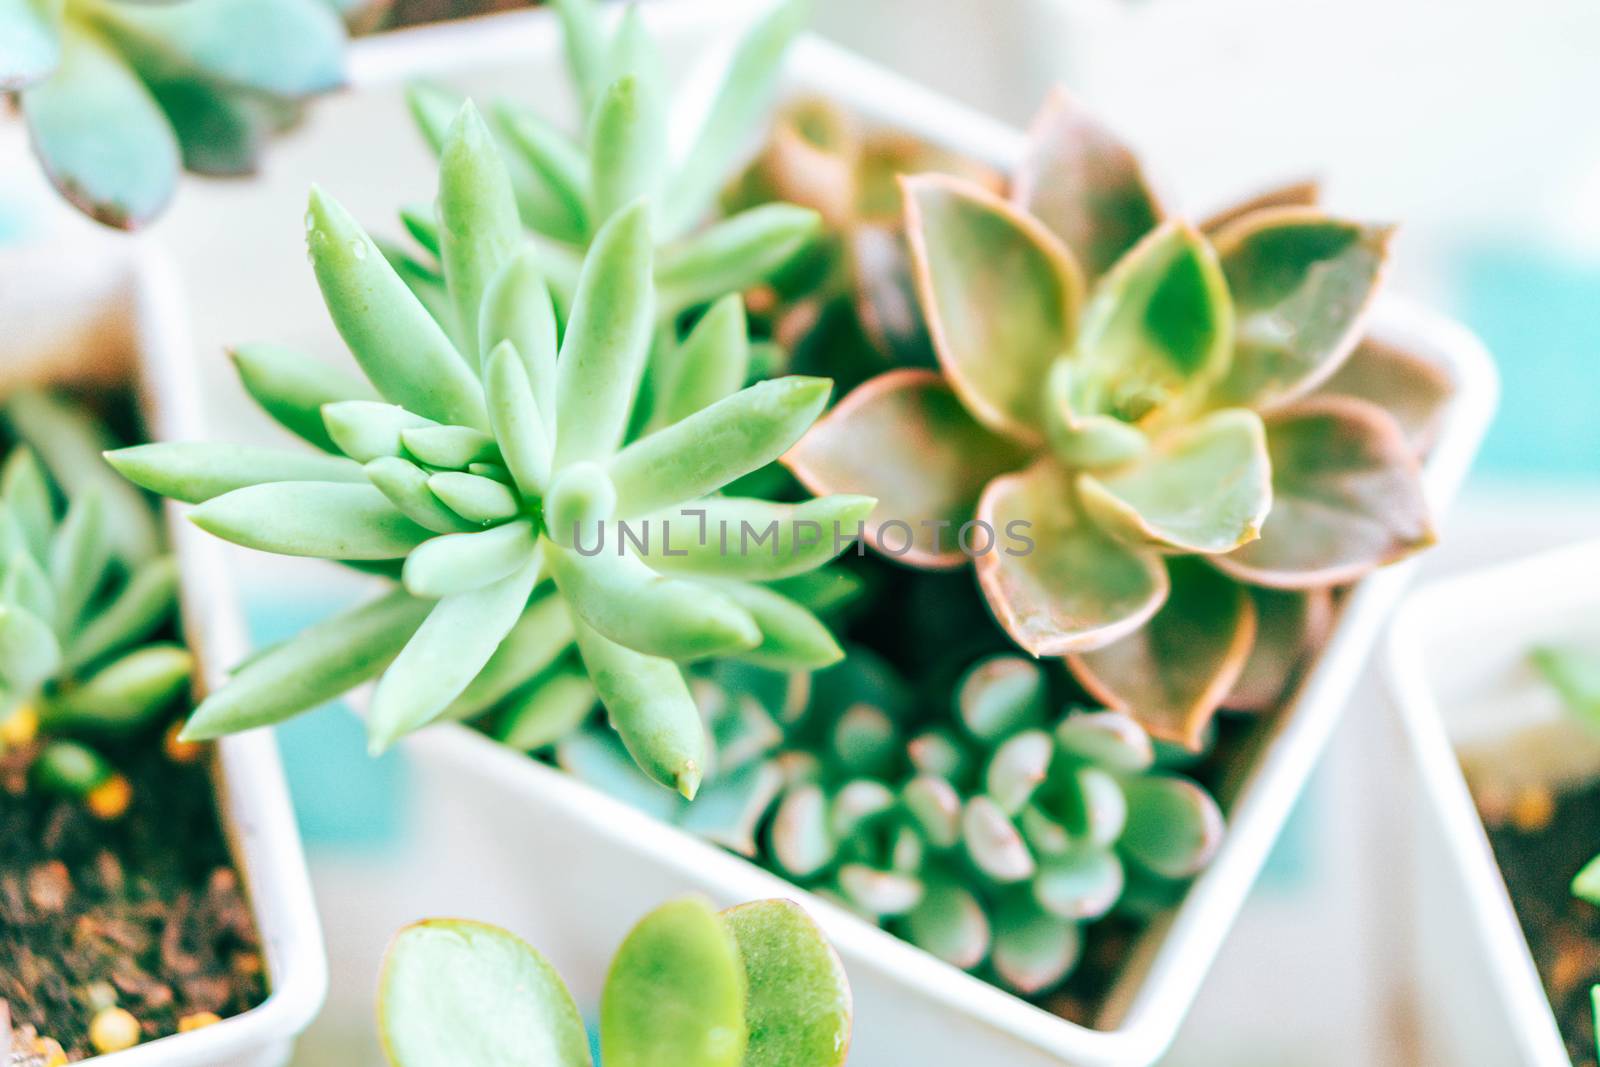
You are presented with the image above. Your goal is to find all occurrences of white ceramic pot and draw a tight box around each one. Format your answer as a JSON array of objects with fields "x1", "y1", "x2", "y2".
[
  {"x1": 275, "y1": 9, "x2": 1496, "y2": 1066},
  {"x1": 0, "y1": 237, "x2": 326, "y2": 1067},
  {"x1": 1385, "y1": 540, "x2": 1600, "y2": 1067}
]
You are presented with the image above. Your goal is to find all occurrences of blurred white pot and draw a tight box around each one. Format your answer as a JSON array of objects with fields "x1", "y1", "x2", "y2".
[
  {"x1": 243, "y1": 7, "x2": 1499, "y2": 1065},
  {"x1": 0, "y1": 238, "x2": 326, "y2": 1067},
  {"x1": 1386, "y1": 540, "x2": 1600, "y2": 1067}
]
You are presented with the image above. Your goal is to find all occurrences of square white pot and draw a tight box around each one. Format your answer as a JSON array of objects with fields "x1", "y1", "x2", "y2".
[
  {"x1": 265, "y1": 9, "x2": 1496, "y2": 1066},
  {"x1": 0, "y1": 236, "x2": 326, "y2": 1067},
  {"x1": 1385, "y1": 540, "x2": 1600, "y2": 1067}
]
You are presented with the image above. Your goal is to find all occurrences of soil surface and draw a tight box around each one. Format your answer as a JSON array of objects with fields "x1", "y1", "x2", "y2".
[
  {"x1": 1484, "y1": 780, "x2": 1600, "y2": 1067},
  {"x1": 1, "y1": 722, "x2": 266, "y2": 1062}
]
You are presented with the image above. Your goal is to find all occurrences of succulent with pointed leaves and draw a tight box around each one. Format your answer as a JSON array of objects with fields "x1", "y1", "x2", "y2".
[
  {"x1": 759, "y1": 654, "x2": 1223, "y2": 996},
  {"x1": 0, "y1": 395, "x2": 189, "y2": 802},
  {"x1": 1, "y1": 0, "x2": 345, "y2": 228},
  {"x1": 724, "y1": 96, "x2": 1003, "y2": 390},
  {"x1": 377, "y1": 896, "x2": 852, "y2": 1067},
  {"x1": 788, "y1": 88, "x2": 1452, "y2": 748},
  {"x1": 392, "y1": 0, "x2": 821, "y2": 334},
  {"x1": 109, "y1": 102, "x2": 871, "y2": 799}
]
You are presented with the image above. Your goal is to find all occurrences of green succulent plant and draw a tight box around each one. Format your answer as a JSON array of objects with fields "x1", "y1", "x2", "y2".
[
  {"x1": 391, "y1": 0, "x2": 820, "y2": 331},
  {"x1": 765, "y1": 653, "x2": 1221, "y2": 996},
  {"x1": 1, "y1": 0, "x2": 345, "y2": 228},
  {"x1": 552, "y1": 650, "x2": 1221, "y2": 998},
  {"x1": 108, "y1": 99, "x2": 871, "y2": 798},
  {"x1": 787, "y1": 88, "x2": 1453, "y2": 747},
  {"x1": 377, "y1": 896, "x2": 852, "y2": 1067},
  {"x1": 0, "y1": 392, "x2": 189, "y2": 808}
]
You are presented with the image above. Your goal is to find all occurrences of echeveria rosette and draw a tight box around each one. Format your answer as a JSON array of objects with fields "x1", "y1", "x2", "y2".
[
  {"x1": 393, "y1": 0, "x2": 820, "y2": 335},
  {"x1": 1, "y1": 0, "x2": 345, "y2": 228},
  {"x1": 764, "y1": 654, "x2": 1221, "y2": 997},
  {"x1": 377, "y1": 896, "x2": 852, "y2": 1067},
  {"x1": 788, "y1": 90, "x2": 1440, "y2": 747},
  {"x1": 0, "y1": 412, "x2": 190, "y2": 796},
  {"x1": 109, "y1": 102, "x2": 870, "y2": 798}
]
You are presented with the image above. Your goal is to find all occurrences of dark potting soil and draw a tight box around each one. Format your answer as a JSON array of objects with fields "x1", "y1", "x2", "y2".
[
  {"x1": 0, "y1": 722, "x2": 267, "y2": 1061},
  {"x1": 1483, "y1": 780, "x2": 1600, "y2": 1067}
]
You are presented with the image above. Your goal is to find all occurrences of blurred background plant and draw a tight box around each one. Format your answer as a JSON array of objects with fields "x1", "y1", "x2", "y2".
[{"x1": 0, "y1": 0, "x2": 346, "y2": 228}]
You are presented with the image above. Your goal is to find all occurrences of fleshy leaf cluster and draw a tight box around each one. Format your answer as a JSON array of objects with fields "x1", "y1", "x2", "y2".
[
  {"x1": 110, "y1": 102, "x2": 869, "y2": 798},
  {"x1": 789, "y1": 89, "x2": 1452, "y2": 746}
]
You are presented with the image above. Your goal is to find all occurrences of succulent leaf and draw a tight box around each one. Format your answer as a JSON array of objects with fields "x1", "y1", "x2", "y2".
[
  {"x1": 587, "y1": 75, "x2": 665, "y2": 231},
  {"x1": 973, "y1": 461, "x2": 1167, "y2": 655},
  {"x1": 1120, "y1": 775, "x2": 1225, "y2": 878},
  {"x1": 600, "y1": 897, "x2": 748, "y2": 1067},
  {"x1": 904, "y1": 174, "x2": 1083, "y2": 442},
  {"x1": 722, "y1": 897, "x2": 852, "y2": 1067},
  {"x1": 64, "y1": 555, "x2": 177, "y2": 674},
  {"x1": 368, "y1": 555, "x2": 542, "y2": 752},
  {"x1": 906, "y1": 878, "x2": 991, "y2": 970},
  {"x1": 183, "y1": 589, "x2": 430, "y2": 740},
  {"x1": 444, "y1": 591, "x2": 574, "y2": 721},
  {"x1": 549, "y1": 0, "x2": 607, "y2": 115},
  {"x1": 40, "y1": 644, "x2": 191, "y2": 735},
  {"x1": 990, "y1": 897, "x2": 1081, "y2": 996},
  {"x1": 87, "y1": 0, "x2": 343, "y2": 100},
  {"x1": 1226, "y1": 586, "x2": 1333, "y2": 712},
  {"x1": 106, "y1": 442, "x2": 365, "y2": 504},
  {"x1": 402, "y1": 520, "x2": 539, "y2": 599},
  {"x1": 1069, "y1": 557, "x2": 1256, "y2": 747},
  {"x1": 547, "y1": 544, "x2": 759, "y2": 661},
  {"x1": 496, "y1": 665, "x2": 597, "y2": 751},
  {"x1": 437, "y1": 101, "x2": 523, "y2": 370},
  {"x1": 307, "y1": 186, "x2": 490, "y2": 430},
  {"x1": 1012, "y1": 87, "x2": 1164, "y2": 280},
  {"x1": 480, "y1": 251, "x2": 559, "y2": 432},
  {"x1": 648, "y1": 294, "x2": 751, "y2": 429},
  {"x1": 1210, "y1": 208, "x2": 1393, "y2": 409},
  {"x1": 1, "y1": 547, "x2": 55, "y2": 628},
  {"x1": 20, "y1": 26, "x2": 178, "y2": 228},
  {"x1": 1215, "y1": 396, "x2": 1432, "y2": 588},
  {"x1": 366, "y1": 457, "x2": 481, "y2": 535},
  {"x1": 190, "y1": 482, "x2": 433, "y2": 559},
  {"x1": 427, "y1": 470, "x2": 520, "y2": 524},
  {"x1": 379, "y1": 919, "x2": 592, "y2": 1067},
  {"x1": 1198, "y1": 178, "x2": 1321, "y2": 236},
  {"x1": 46, "y1": 489, "x2": 108, "y2": 634},
  {"x1": 482, "y1": 342, "x2": 554, "y2": 499},
  {"x1": 609, "y1": 376, "x2": 831, "y2": 518},
  {"x1": 5, "y1": 387, "x2": 159, "y2": 563},
  {"x1": 230, "y1": 343, "x2": 378, "y2": 453},
  {"x1": 1033, "y1": 845, "x2": 1124, "y2": 921},
  {"x1": 0, "y1": 603, "x2": 62, "y2": 695},
  {"x1": 1073, "y1": 220, "x2": 1233, "y2": 425},
  {"x1": 662, "y1": 0, "x2": 811, "y2": 238},
  {"x1": 785, "y1": 369, "x2": 1030, "y2": 567},
  {"x1": 656, "y1": 205, "x2": 823, "y2": 315},
  {"x1": 1316, "y1": 335, "x2": 1455, "y2": 454},
  {"x1": 708, "y1": 580, "x2": 843, "y2": 671},
  {"x1": 493, "y1": 99, "x2": 590, "y2": 240},
  {"x1": 0, "y1": 0, "x2": 62, "y2": 92},
  {"x1": 1076, "y1": 407, "x2": 1271, "y2": 553},
  {"x1": 2, "y1": 448, "x2": 54, "y2": 561},
  {"x1": 553, "y1": 199, "x2": 655, "y2": 467},
  {"x1": 569, "y1": 614, "x2": 707, "y2": 798}
]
